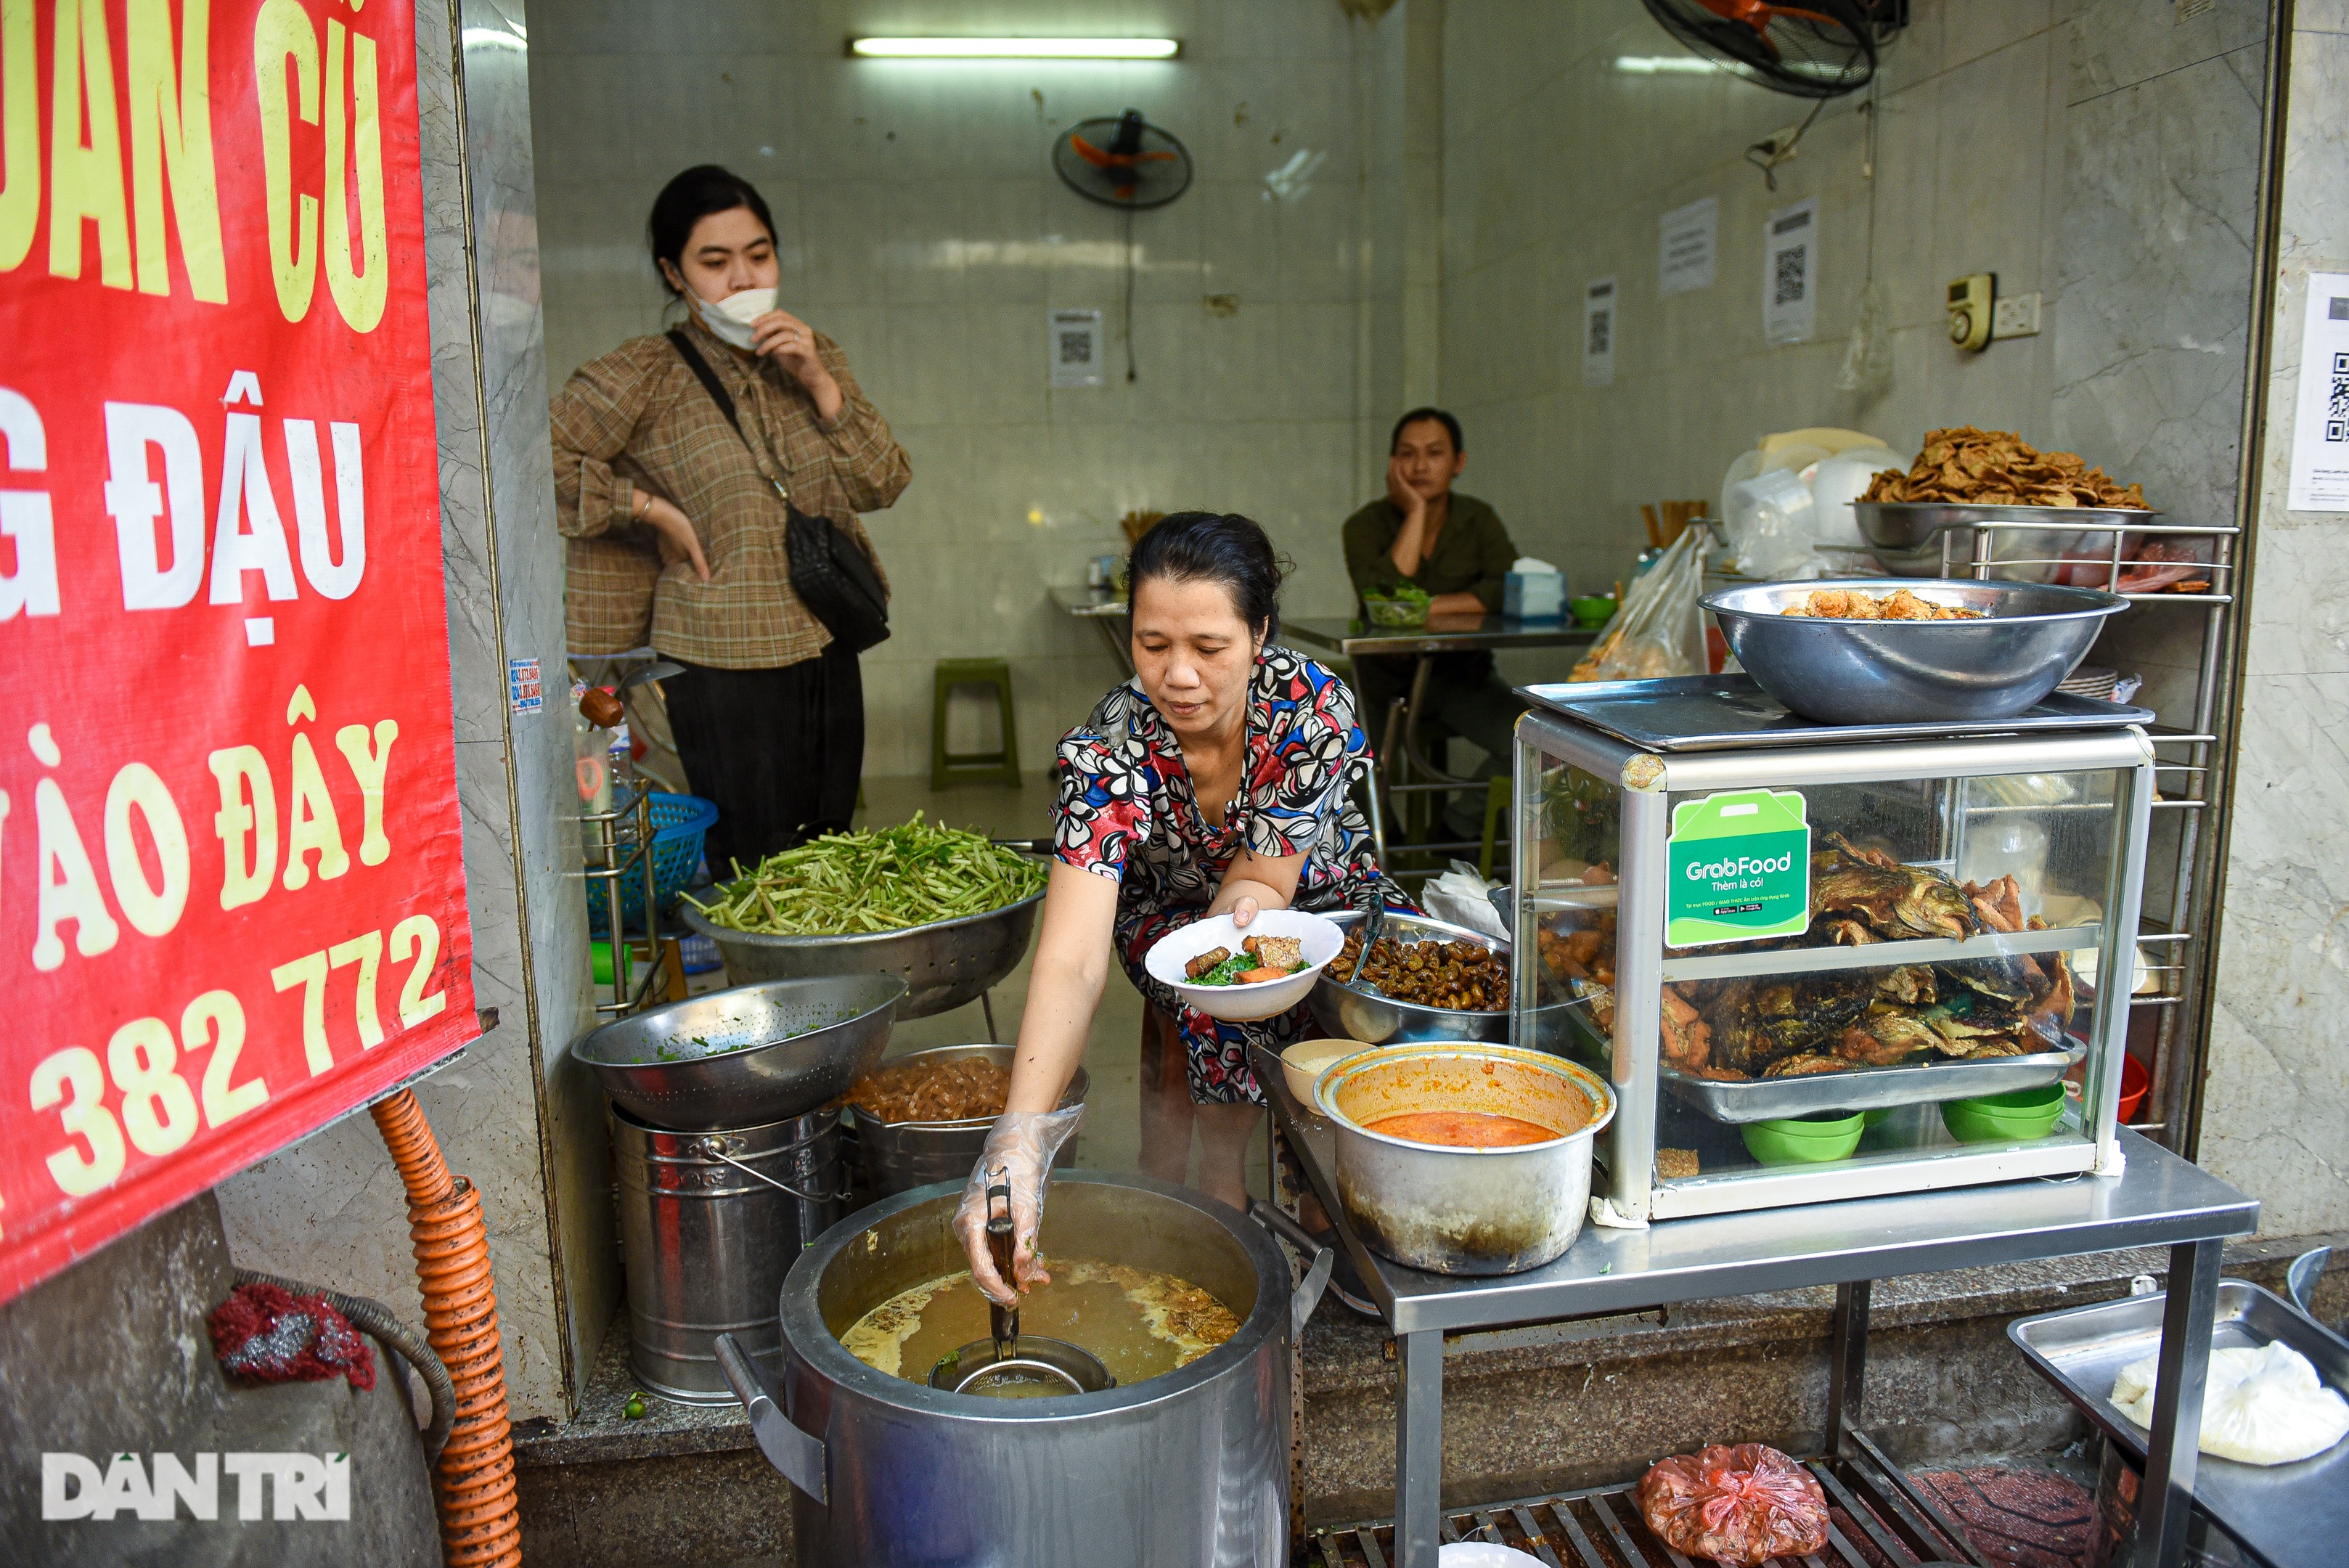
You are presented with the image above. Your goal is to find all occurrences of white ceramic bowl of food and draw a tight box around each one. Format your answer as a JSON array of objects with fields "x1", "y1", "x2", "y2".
[
  {"x1": 1280, "y1": 1038, "x2": 1376, "y2": 1105},
  {"x1": 1145, "y1": 909, "x2": 1347, "y2": 1023}
]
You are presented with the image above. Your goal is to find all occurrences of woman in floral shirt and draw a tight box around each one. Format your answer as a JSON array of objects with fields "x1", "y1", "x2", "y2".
[{"x1": 955, "y1": 513, "x2": 1408, "y2": 1306}]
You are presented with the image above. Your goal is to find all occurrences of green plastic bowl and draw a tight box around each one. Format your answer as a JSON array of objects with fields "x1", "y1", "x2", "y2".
[
  {"x1": 1860, "y1": 1106, "x2": 1894, "y2": 1127},
  {"x1": 1569, "y1": 595, "x2": 1617, "y2": 628},
  {"x1": 1363, "y1": 595, "x2": 1431, "y2": 628},
  {"x1": 1742, "y1": 1110, "x2": 1865, "y2": 1166},
  {"x1": 1941, "y1": 1083, "x2": 2067, "y2": 1144}
]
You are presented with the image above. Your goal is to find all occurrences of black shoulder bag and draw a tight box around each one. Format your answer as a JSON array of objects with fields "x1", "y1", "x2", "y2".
[{"x1": 666, "y1": 330, "x2": 891, "y2": 653}]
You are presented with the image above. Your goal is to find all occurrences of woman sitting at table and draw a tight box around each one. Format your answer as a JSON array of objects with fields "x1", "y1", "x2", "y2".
[
  {"x1": 955, "y1": 512, "x2": 1408, "y2": 1304},
  {"x1": 1341, "y1": 407, "x2": 1531, "y2": 840}
]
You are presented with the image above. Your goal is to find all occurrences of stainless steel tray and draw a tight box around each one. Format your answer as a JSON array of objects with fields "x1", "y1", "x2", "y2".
[
  {"x1": 2009, "y1": 1280, "x2": 2349, "y2": 1568},
  {"x1": 1555, "y1": 997, "x2": 2085, "y2": 1124},
  {"x1": 1517, "y1": 674, "x2": 2153, "y2": 753},
  {"x1": 1659, "y1": 1041, "x2": 2084, "y2": 1124}
]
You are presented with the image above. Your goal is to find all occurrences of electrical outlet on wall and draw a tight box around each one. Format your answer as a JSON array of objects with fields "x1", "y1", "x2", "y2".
[{"x1": 1992, "y1": 292, "x2": 2043, "y2": 339}]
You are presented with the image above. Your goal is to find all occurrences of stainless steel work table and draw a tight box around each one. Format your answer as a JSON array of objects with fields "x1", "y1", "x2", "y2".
[{"x1": 1261, "y1": 1058, "x2": 2258, "y2": 1568}]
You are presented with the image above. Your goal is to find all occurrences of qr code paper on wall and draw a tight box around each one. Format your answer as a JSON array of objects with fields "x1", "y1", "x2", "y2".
[{"x1": 1773, "y1": 246, "x2": 1807, "y2": 308}]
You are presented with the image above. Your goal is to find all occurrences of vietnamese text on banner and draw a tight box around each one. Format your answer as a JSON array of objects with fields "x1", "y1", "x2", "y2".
[{"x1": 0, "y1": 0, "x2": 476, "y2": 1302}]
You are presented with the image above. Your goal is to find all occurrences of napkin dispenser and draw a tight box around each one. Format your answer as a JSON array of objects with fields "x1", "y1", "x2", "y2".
[{"x1": 1503, "y1": 558, "x2": 1565, "y2": 621}]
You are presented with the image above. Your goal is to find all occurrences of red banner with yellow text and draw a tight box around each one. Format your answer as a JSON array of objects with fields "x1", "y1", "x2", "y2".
[{"x1": 0, "y1": 0, "x2": 474, "y2": 1302}]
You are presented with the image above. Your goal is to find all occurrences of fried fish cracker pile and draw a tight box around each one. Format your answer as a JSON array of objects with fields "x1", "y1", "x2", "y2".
[
  {"x1": 1779, "y1": 587, "x2": 1983, "y2": 621},
  {"x1": 1861, "y1": 428, "x2": 2146, "y2": 510}
]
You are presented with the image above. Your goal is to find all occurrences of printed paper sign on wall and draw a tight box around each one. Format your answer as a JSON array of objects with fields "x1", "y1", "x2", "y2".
[
  {"x1": 2287, "y1": 274, "x2": 2349, "y2": 511},
  {"x1": 0, "y1": 0, "x2": 475, "y2": 1302},
  {"x1": 1582, "y1": 277, "x2": 1617, "y2": 387},
  {"x1": 1762, "y1": 198, "x2": 1817, "y2": 346},
  {"x1": 1667, "y1": 790, "x2": 1813, "y2": 947}
]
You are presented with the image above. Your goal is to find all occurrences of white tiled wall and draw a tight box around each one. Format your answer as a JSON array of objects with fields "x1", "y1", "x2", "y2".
[
  {"x1": 1434, "y1": 1, "x2": 2077, "y2": 599},
  {"x1": 528, "y1": 1, "x2": 1378, "y2": 778}
]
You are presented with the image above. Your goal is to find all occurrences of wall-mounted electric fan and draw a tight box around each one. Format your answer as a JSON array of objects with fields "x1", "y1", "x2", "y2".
[
  {"x1": 1051, "y1": 110, "x2": 1195, "y2": 383},
  {"x1": 1640, "y1": 0, "x2": 1905, "y2": 98}
]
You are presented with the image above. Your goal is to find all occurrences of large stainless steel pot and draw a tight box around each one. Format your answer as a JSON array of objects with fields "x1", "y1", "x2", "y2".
[
  {"x1": 716, "y1": 1172, "x2": 1331, "y2": 1567},
  {"x1": 575, "y1": 973, "x2": 904, "y2": 1131},
  {"x1": 849, "y1": 1044, "x2": 1089, "y2": 1199},
  {"x1": 1315, "y1": 1043, "x2": 1616, "y2": 1275},
  {"x1": 681, "y1": 886, "x2": 1043, "y2": 1021},
  {"x1": 1703, "y1": 578, "x2": 2125, "y2": 725}
]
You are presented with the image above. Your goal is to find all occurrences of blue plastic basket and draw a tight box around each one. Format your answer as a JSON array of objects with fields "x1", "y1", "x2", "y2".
[{"x1": 587, "y1": 791, "x2": 718, "y2": 936}]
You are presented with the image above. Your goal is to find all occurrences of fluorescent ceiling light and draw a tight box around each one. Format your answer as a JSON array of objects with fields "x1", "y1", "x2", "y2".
[
  {"x1": 850, "y1": 37, "x2": 1180, "y2": 60},
  {"x1": 1614, "y1": 55, "x2": 1717, "y2": 74}
]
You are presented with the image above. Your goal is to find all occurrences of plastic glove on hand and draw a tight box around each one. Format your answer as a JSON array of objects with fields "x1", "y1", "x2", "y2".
[{"x1": 952, "y1": 1106, "x2": 1086, "y2": 1307}]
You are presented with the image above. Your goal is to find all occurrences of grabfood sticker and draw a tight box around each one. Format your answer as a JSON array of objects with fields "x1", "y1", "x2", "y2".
[{"x1": 1667, "y1": 789, "x2": 1812, "y2": 947}]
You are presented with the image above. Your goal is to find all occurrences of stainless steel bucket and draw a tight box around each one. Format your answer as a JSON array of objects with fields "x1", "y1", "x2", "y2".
[
  {"x1": 716, "y1": 1172, "x2": 1332, "y2": 1567},
  {"x1": 610, "y1": 1103, "x2": 847, "y2": 1404},
  {"x1": 849, "y1": 1044, "x2": 1090, "y2": 1198}
]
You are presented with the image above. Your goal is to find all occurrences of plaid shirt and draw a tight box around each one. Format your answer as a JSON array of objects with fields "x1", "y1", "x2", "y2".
[{"x1": 550, "y1": 317, "x2": 911, "y2": 667}]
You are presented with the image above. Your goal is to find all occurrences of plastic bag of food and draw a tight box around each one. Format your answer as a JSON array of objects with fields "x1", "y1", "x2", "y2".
[
  {"x1": 1420, "y1": 862, "x2": 1508, "y2": 942},
  {"x1": 2111, "y1": 1340, "x2": 2349, "y2": 1465},
  {"x1": 1721, "y1": 468, "x2": 1821, "y2": 580},
  {"x1": 1570, "y1": 527, "x2": 1706, "y2": 682},
  {"x1": 1635, "y1": 1443, "x2": 1829, "y2": 1566}
]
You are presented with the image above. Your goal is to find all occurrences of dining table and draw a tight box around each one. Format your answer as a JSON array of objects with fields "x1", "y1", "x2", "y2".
[
  {"x1": 1049, "y1": 584, "x2": 1135, "y2": 678},
  {"x1": 1280, "y1": 614, "x2": 1598, "y2": 865}
]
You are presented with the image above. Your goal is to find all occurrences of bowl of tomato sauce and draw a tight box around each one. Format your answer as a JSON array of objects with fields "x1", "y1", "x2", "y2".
[{"x1": 1314, "y1": 1044, "x2": 1615, "y2": 1275}]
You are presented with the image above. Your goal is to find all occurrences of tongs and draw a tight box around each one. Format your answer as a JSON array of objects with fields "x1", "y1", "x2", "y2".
[
  {"x1": 984, "y1": 1170, "x2": 1018, "y2": 1358},
  {"x1": 1335, "y1": 889, "x2": 1389, "y2": 1000}
]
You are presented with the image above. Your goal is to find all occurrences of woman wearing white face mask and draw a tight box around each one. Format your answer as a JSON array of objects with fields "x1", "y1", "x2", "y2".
[{"x1": 551, "y1": 166, "x2": 910, "y2": 870}]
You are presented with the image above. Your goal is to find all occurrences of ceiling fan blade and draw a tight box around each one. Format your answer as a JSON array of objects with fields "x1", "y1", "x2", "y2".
[{"x1": 1068, "y1": 133, "x2": 1116, "y2": 169}]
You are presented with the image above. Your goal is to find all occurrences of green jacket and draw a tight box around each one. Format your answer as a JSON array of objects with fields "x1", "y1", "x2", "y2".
[{"x1": 1341, "y1": 492, "x2": 1518, "y2": 613}]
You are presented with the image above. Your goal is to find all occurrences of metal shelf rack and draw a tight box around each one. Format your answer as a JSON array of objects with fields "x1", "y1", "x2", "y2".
[
  {"x1": 576, "y1": 779, "x2": 665, "y2": 1017},
  {"x1": 1938, "y1": 518, "x2": 2239, "y2": 1153}
]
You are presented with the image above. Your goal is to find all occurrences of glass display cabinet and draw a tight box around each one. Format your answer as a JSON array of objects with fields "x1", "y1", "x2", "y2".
[{"x1": 1508, "y1": 677, "x2": 2155, "y2": 1222}]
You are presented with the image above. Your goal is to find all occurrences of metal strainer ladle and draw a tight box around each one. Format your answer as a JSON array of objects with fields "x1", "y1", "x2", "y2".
[{"x1": 928, "y1": 1174, "x2": 1114, "y2": 1397}]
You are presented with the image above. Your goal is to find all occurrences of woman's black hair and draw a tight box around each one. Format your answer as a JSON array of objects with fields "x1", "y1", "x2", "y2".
[
  {"x1": 1127, "y1": 512, "x2": 1290, "y2": 644},
  {"x1": 647, "y1": 166, "x2": 776, "y2": 295},
  {"x1": 1389, "y1": 406, "x2": 1463, "y2": 454}
]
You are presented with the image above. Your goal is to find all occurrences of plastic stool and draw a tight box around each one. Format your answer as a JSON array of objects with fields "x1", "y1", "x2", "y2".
[
  {"x1": 1478, "y1": 776, "x2": 1511, "y2": 882},
  {"x1": 931, "y1": 658, "x2": 1021, "y2": 790}
]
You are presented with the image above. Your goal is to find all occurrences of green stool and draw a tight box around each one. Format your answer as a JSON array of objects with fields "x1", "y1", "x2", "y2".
[
  {"x1": 1478, "y1": 775, "x2": 1511, "y2": 882},
  {"x1": 931, "y1": 658, "x2": 1021, "y2": 790}
]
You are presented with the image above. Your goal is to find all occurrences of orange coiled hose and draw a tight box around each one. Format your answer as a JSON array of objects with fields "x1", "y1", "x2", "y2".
[{"x1": 372, "y1": 1089, "x2": 523, "y2": 1568}]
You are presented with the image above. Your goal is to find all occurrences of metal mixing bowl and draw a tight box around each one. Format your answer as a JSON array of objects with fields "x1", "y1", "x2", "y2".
[
  {"x1": 1310, "y1": 910, "x2": 1573, "y2": 1047},
  {"x1": 681, "y1": 886, "x2": 1044, "y2": 1021},
  {"x1": 1703, "y1": 577, "x2": 2125, "y2": 724},
  {"x1": 1853, "y1": 501, "x2": 2157, "y2": 580},
  {"x1": 576, "y1": 973, "x2": 906, "y2": 1131}
]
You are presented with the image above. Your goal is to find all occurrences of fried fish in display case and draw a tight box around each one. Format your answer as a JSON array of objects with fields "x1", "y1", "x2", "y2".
[{"x1": 1508, "y1": 680, "x2": 2154, "y2": 1222}]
